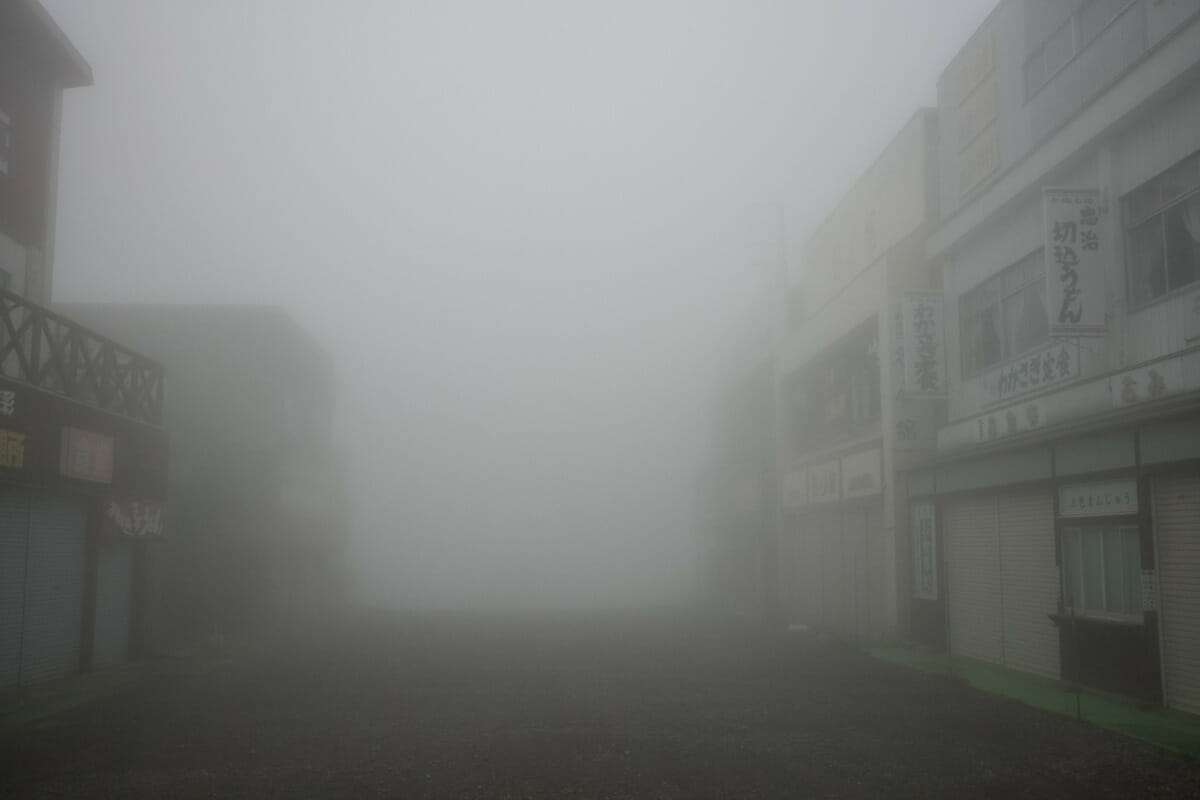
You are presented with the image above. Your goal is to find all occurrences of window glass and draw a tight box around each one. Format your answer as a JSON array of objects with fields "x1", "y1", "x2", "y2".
[
  {"x1": 1124, "y1": 152, "x2": 1200, "y2": 306},
  {"x1": 1063, "y1": 528, "x2": 1084, "y2": 610},
  {"x1": 1127, "y1": 217, "x2": 1166, "y2": 306},
  {"x1": 1081, "y1": 528, "x2": 1104, "y2": 609},
  {"x1": 960, "y1": 252, "x2": 1047, "y2": 377},
  {"x1": 1164, "y1": 202, "x2": 1200, "y2": 293},
  {"x1": 1122, "y1": 528, "x2": 1143, "y2": 615},
  {"x1": 0, "y1": 109, "x2": 10, "y2": 176},
  {"x1": 1103, "y1": 527, "x2": 1126, "y2": 613}
]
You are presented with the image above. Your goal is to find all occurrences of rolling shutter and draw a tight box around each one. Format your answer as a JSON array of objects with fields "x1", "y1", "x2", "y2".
[
  {"x1": 19, "y1": 494, "x2": 86, "y2": 684},
  {"x1": 866, "y1": 505, "x2": 887, "y2": 641},
  {"x1": 0, "y1": 490, "x2": 31, "y2": 689},
  {"x1": 92, "y1": 541, "x2": 134, "y2": 668},
  {"x1": 998, "y1": 492, "x2": 1060, "y2": 678},
  {"x1": 1154, "y1": 473, "x2": 1200, "y2": 716},
  {"x1": 945, "y1": 498, "x2": 1003, "y2": 664}
]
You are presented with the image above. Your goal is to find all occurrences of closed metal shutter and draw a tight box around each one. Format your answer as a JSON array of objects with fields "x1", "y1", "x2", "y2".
[
  {"x1": 19, "y1": 494, "x2": 86, "y2": 684},
  {"x1": 1154, "y1": 473, "x2": 1200, "y2": 716},
  {"x1": 92, "y1": 541, "x2": 134, "y2": 668},
  {"x1": 0, "y1": 490, "x2": 31, "y2": 689},
  {"x1": 997, "y1": 492, "x2": 1060, "y2": 678},
  {"x1": 945, "y1": 498, "x2": 1003, "y2": 664}
]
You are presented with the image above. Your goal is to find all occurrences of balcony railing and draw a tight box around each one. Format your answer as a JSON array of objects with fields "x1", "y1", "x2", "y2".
[{"x1": 0, "y1": 290, "x2": 165, "y2": 425}]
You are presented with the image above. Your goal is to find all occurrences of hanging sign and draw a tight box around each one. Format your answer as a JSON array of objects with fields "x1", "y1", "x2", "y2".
[
  {"x1": 59, "y1": 427, "x2": 114, "y2": 483},
  {"x1": 901, "y1": 292, "x2": 946, "y2": 396},
  {"x1": 1044, "y1": 188, "x2": 1106, "y2": 335}
]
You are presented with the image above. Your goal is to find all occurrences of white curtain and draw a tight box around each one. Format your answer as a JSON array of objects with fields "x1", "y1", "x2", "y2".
[{"x1": 1181, "y1": 195, "x2": 1200, "y2": 243}]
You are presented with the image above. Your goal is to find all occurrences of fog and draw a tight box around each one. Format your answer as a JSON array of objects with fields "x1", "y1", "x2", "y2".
[{"x1": 43, "y1": 0, "x2": 994, "y2": 611}]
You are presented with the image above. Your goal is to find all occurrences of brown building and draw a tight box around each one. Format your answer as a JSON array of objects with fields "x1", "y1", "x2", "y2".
[{"x1": 0, "y1": 1, "x2": 169, "y2": 688}]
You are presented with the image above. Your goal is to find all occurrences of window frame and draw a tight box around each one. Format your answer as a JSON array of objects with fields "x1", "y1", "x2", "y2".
[
  {"x1": 959, "y1": 248, "x2": 1049, "y2": 379},
  {"x1": 1022, "y1": 0, "x2": 1136, "y2": 103},
  {"x1": 1059, "y1": 518, "x2": 1144, "y2": 623},
  {"x1": 0, "y1": 108, "x2": 11, "y2": 177},
  {"x1": 1122, "y1": 150, "x2": 1200, "y2": 311}
]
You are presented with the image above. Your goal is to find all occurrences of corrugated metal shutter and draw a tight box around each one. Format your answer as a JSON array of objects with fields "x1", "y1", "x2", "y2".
[
  {"x1": 786, "y1": 512, "x2": 825, "y2": 627},
  {"x1": 92, "y1": 541, "x2": 133, "y2": 668},
  {"x1": 1155, "y1": 473, "x2": 1200, "y2": 716},
  {"x1": 19, "y1": 494, "x2": 86, "y2": 684},
  {"x1": 0, "y1": 490, "x2": 31, "y2": 689},
  {"x1": 945, "y1": 498, "x2": 1003, "y2": 664},
  {"x1": 998, "y1": 492, "x2": 1060, "y2": 678}
]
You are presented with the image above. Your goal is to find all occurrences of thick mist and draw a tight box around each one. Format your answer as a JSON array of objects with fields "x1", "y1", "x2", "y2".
[{"x1": 43, "y1": 0, "x2": 995, "y2": 610}]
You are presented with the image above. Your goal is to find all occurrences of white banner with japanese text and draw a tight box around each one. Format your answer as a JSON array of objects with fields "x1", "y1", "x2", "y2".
[
  {"x1": 1044, "y1": 188, "x2": 1106, "y2": 335},
  {"x1": 901, "y1": 292, "x2": 946, "y2": 396}
]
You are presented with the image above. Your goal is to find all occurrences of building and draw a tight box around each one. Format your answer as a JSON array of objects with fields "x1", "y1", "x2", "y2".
[
  {"x1": 699, "y1": 356, "x2": 777, "y2": 622},
  {"x1": 62, "y1": 304, "x2": 348, "y2": 648},
  {"x1": 775, "y1": 110, "x2": 941, "y2": 642},
  {"x1": 908, "y1": 0, "x2": 1200, "y2": 714},
  {"x1": 1, "y1": 1, "x2": 169, "y2": 688}
]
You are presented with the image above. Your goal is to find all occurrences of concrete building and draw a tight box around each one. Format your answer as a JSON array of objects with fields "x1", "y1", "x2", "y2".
[
  {"x1": 775, "y1": 110, "x2": 941, "y2": 642},
  {"x1": 909, "y1": 0, "x2": 1200, "y2": 713},
  {"x1": 0, "y1": 1, "x2": 169, "y2": 688},
  {"x1": 62, "y1": 304, "x2": 348, "y2": 648},
  {"x1": 699, "y1": 356, "x2": 777, "y2": 622}
]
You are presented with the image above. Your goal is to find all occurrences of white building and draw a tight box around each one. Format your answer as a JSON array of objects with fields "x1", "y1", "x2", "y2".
[
  {"x1": 775, "y1": 110, "x2": 941, "y2": 642},
  {"x1": 910, "y1": 0, "x2": 1200, "y2": 713}
]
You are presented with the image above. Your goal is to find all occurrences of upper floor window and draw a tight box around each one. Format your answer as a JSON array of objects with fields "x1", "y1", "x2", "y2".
[
  {"x1": 787, "y1": 317, "x2": 879, "y2": 455},
  {"x1": 0, "y1": 109, "x2": 11, "y2": 176},
  {"x1": 960, "y1": 249, "x2": 1048, "y2": 378},
  {"x1": 1124, "y1": 151, "x2": 1200, "y2": 308},
  {"x1": 1023, "y1": 0, "x2": 1131, "y2": 101}
]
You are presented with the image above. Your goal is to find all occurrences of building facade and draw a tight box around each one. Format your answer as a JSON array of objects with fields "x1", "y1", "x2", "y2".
[
  {"x1": 63, "y1": 304, "x2": 348, "y2": 648},
  {"x1": 775, "y1": 110, "x2": 941, "y2": 642},
  {"x1": 1, "y1": 1, "x2": 169, "y2": 689},
  {"x1": 909, "y1": 0, "x2": 1200, "y2": 713}
]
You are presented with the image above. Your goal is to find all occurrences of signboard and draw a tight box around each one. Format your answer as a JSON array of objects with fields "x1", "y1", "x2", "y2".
[
  {"x1": 901, "y1": 292, "x2": 946, "y2": 396},
  {"x1": 1058, "y1": 479, "x2": 1138, "y2": 518},
  {"x1": 1110, "y1": 359, "x2": 1183, "y2": 407},
  {"x1": 806, "y1": 460, "x2": 840, "y2": 504},
  {"x1": 60, "y1": 427, "x2": 114, "y2": 483},
  {"x1": 1044, "y1": 188, "x2": 1106, "y2": 335},
  {"x1": 782, "y1": 468, "x2": 807, "y2": 509},
  {"x1": 103, "y1": 497, "x2": 164, "y2": 539},
  {"x1": 911, "y1": 502, "x2": 937, "y2": 600},
  {"x1": 989, "y1": 342, "x2": 1080, "y2": 403},
  {"x1": 841, "y1": 449, "x2": 882, "y2": 500}
]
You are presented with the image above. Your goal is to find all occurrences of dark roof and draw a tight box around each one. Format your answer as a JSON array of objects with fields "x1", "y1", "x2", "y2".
[{"x1": 3, "y1": 0, "x2": 93, "y2": 89}]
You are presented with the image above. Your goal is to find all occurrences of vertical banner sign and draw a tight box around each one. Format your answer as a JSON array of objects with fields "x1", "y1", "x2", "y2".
[
  {"x1": 902, "y1": 292, "x2": 946, "y2": 396},
  {"x1": 1044, "y1": 188, "x2": 1106, "y2": 335},
  {"x1": 911, "y1": 502, "x2": 937, "y2": 600}
]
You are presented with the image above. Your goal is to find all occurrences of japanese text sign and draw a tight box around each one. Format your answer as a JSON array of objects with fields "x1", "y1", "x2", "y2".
[
  {"x1": 1044, "y1": 188, "x2": 1106, "y2": 335},
  {"x1": 902, "y1": 292, "x2": 945, "y2": 396}
]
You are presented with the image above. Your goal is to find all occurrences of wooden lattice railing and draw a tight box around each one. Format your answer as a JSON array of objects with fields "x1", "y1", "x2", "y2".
[{"x1": 0, "y1": 290, "x2": 165, "y2": 425}]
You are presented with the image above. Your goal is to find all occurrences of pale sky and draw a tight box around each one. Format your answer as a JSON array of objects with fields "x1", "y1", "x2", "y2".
[{"x1": 43, "y1": 0, "x2": 996, "y2": 608}]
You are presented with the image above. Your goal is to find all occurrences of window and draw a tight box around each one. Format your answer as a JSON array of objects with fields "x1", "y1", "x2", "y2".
[
  {"x1": 960, "y1": 250, "x2": 1049, "y2": 377},
  {"x1": 1124, "y1": 152, "x2": 1200, "y2": 307},
  {"x1": 787, "y1": 318, "x2": 880, "y2": 454},
  {"x1": 1061, "y1": 525, "x2": 1142, "y2": 617},
  {"x1": 0, "y1": 109, "x2": 11, "y2": 176},
  {"x1": 1023, "y1": 0, "x2": 1131, "y2": 100}
]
